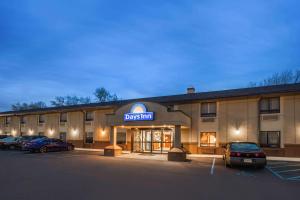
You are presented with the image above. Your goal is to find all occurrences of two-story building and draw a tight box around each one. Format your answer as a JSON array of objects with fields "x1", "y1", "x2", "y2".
[{"x1": 1, "y1": 83, "x2": 300, "y2": 158}]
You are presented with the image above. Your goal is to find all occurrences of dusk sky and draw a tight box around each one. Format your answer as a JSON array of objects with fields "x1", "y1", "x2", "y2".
[{"x1": 0, "y1": 0, "x2": 300, "y2": 111}]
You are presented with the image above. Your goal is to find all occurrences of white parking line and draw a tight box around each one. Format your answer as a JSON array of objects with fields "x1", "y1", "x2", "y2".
[
  {"x1": 210, "y1": 158, "x2": 215, "y2": 175},
  {"x1": 277, "y1": 168, "x2": 300, "y2": 173},
  {"x1": 269, "y1": 164, "x2": 300, "y2": 169},
  {"x1": 287, "y1": 176, "x2": 300, "y2": 180}
]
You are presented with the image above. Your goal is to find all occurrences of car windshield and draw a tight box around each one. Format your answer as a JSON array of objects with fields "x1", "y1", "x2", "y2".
[
  {"x1": 230, "y1": 143, "x2": 260, "y2": 151},
  {"x1": 30, "y1": 138, "x2": 48, "y2": 143},
  {"x1": 0, "y1": 137, "x2": 16, "y2": 142}
]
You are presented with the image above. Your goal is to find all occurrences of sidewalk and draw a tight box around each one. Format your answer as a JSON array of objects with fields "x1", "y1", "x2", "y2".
[{"x1": 74, "y1": 148, "x2": 300, "y2": 162}]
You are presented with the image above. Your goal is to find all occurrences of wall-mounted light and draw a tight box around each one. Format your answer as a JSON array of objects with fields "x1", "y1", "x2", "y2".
[
  {"x1": 49, "y1": 128, "x2": 55, "y2": 136},
  {"x1": 11, "y1": 129, "x2": 17, "y2": 136},
  {"x1": 0, "y1": 129, "x2": 2, "y2": 134},
  {"x1": 101, "y1": 128, "x2": 106, "y2": 136},
  {"x1": 235, "y1": 129, "x2": 241, "y2": 135},
  {"x1": 121, "y1": 125, "x2": 125, "y2": 128},
  {"x1": 71, "y1": 128, "x2": 78, "y2": 137},
  {"x1": 28, "y1": 129, "x2": 34, "y2": 135}
]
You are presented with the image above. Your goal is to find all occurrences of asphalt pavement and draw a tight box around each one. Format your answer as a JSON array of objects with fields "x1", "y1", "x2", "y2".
[{"x1": 0, "y1": 150, "x2": 299, "y2": 200}]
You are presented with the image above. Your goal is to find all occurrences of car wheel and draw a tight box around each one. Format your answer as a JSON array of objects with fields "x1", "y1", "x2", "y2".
[{"x1": 40, "y1": 146, "x2": 48, "y2": 153}]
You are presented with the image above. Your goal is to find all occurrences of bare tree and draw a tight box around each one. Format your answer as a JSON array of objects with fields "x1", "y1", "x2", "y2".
[{"x1": 249, "y1": 69, "x2": 300, "y2": 87}]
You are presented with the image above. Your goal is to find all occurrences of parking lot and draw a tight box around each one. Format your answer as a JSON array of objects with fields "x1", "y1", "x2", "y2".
[{"x1": 0, "y1": 150, "x2": 300, "y2": 200}]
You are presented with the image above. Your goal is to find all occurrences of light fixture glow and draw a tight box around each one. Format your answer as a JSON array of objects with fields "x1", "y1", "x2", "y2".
[
  {"x1": 0, "y1": 130, "x2": 2, "y2": 134},
  {"x1": 71, "y1": 128, "x2": 78, "y2": 136},
  {"x1": 28, "y1": 129, "x2": 34, "y2": 135},
  {"x1": 11, "y1": 129, "x2": 17, "y2": 136},
  {"x1": 49, "y1": 129, "x2": 55, "y2": 136},
  {"x1": 235, "y1": 129, "x2": 241, "y2": 135}
]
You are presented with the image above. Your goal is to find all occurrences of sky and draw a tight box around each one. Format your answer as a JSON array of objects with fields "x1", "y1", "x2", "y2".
[{"x1": 0, "y1": 0, "x2": 300, "y2": 111}]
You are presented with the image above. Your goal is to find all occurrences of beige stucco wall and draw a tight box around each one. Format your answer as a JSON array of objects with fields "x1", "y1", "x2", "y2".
[{"x1": 0, "y1": 94, "x2": 300, "y2": 149}]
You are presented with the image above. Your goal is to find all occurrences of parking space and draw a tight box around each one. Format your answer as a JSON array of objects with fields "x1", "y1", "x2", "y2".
[
  {"x1": 0, "y1": 150, "x2": 300, "y2": 200},
  {"x1": 266, "y1": 161, "x2": 300, "y2": 181}
]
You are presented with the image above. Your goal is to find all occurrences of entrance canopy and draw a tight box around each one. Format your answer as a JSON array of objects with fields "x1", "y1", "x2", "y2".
[{"x1": 106, "y1": 102, "x2": 191, "y2": 128}]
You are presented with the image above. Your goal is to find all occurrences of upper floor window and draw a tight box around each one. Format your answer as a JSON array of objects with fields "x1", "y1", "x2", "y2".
[
  {"x1": 260, "y1": 97, "x2": 280, "y2": 114},
  {"x1": 38, "y1": 115, "x2": 45, "y2": 124},
  {"x1": 85, "y1": 111, "x2": 94, "y2": 121},
  {"x1": 5, "y1": 116, "x2": 12, "y2": 125},
  {"x1": 20, "y1": 116, "x2": 26, "y2": 124},
  {"x1": 60, "y1": 112, "x2": 67, "y2": 123},
  {"x1": 201, "y1": 102, "x2": 216, "y2": 117}
]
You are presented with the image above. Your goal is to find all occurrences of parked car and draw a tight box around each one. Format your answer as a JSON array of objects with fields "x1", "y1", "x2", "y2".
[
  {"x1": 23, "y1": 138, "x2": 74, "y2": 153},
  {"x1": 18, "y1": 136, "x2": 48, "y2": 150},
  {"x1": 223, "y1": 142, "x2": 267, "y2": 168},
  {"x1": 0, "y1": 135, "x2": 11, "y2": 139},
  {"x1": 0, "y1": 136, "x2": 19, "y2": 150}
]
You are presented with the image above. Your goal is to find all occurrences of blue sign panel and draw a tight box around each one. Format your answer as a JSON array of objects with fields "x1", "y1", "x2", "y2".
[{"x1": 124, "y1": 103, "x2": 155, "y2": 121}]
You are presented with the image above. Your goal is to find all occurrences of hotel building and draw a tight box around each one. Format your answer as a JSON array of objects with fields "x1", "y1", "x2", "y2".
[{"x1": 1, "y1": 83, "x2": 300, "y2": 158}]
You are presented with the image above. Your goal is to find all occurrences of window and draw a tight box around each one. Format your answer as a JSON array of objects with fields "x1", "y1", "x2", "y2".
[
  {"x1": 38, "y1": 132, "x2": 44, "y2": 136},
  {"x1": 260, "y1": 97, "x2": 280, "y2": 114},
  {"x1": 20, "y1": 116, "x2": 26, "y2": 124},
  {"x1": 85, "y1": 132, "x2": 93, "y2": 143},
  {"x1": 38, "y1": 115, "x2": 45, "y2": 124},
  {"x1": 60, "y1": 113, "x2": 67, "y2": 123},
  {"x1": 59, "y1": 132, "x2": 67, "y2": 141},
  {"x1": 5, "y1": 117, "x2": 11, "y2": 125},
  {"x1": 259, "y1": 131, "x2": 280, "y2": 148},
  {"x1": 85, "y1": 111, "x2": 94, "y2": 121},
  {"x1": 200, "y1": 132, "x2": 216, "y2": 147},
  {"x1": 117, "y1": 132, "x2": 126, "y2": 144},
  {"x1": 201, "y1": 102, "x2": 216, "y2": 117}
]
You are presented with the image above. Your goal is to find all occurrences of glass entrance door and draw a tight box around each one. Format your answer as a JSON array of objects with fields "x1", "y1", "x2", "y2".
[{"x1": 133, "y1": 128, "x2": 173, "y2": 153}]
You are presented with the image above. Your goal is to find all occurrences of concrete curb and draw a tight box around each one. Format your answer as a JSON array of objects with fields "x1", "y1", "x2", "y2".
[{"x1": 74, "y1": 148, "x2": 300, "y2": 162}]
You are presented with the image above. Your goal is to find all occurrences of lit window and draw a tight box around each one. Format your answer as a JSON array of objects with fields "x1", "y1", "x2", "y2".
[
  {"x1": 200, "y1": 132, "x2": 216, "y2": 147},
  {"x1": 201, "y1": 102, "x2": 217, "y2": 117}
]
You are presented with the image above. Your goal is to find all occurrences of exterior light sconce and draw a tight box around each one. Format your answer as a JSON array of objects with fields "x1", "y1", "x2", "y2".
[
  {"x1": 0, "y1": 129, "x2": 3, "y2": 134},
  {"x1": 235, "y1": 129, "x2": 241, "y2": 135},
  {"x1": 71, "y1": 128, "x2": 78, "y2": 137},
  {"x1": 49, "y1": 128, "x2": 55, "y2": 136},
  {"x1": 101, "y1": 128, "x2": 106, "y2": 136},
  {"x1": 11, "y1": 129, "x2": 17, "y2": 136},
  {"x1": 28, "y1": 129, "x2": 34, "y2": 135}
]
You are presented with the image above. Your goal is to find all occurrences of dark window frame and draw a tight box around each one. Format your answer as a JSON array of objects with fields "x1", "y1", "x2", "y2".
[
  {"x1": 259, "y1": 131, "x2": 280, "y2": 148},
  {"x1": 20, "y1": 116, "x2": 26, "y2": 124},
  {"x1": 201, "y1": 102, "x2": 217, "y2": 117},
  {"x1": 259, "y1": 97, "x2": 280, "y2": 114},
  {"x1": 59, "y1": 132, "x2": 67, "y2": 141},
  {"x1": 60, "y1": 112, "x2": 68, "y2": 123},
  {"x1": 5, "y1": 116, "x2": 11, "y2": 125},
  {"x1": 38, "y1": 114, "x2": 46, "y2": 124},
  {"x1": 199, "y1": 132, "x2": 217, "y2": 147},
  {"x1": 85, "y1": 132, "x2": 94, "y2": 144},
  {"x1": 85, "y1": 111, "x2": 94, "y2": 121}
]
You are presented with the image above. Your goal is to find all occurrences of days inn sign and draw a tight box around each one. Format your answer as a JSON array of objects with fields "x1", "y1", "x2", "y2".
[{"x1": 124, "y1": 103, "x2": 154, "y2": 121}]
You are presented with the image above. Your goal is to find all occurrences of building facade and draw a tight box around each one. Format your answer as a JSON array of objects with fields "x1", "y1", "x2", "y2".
[{"x1": 1, "y1": 84, "x2": 300, "y2": 157}]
